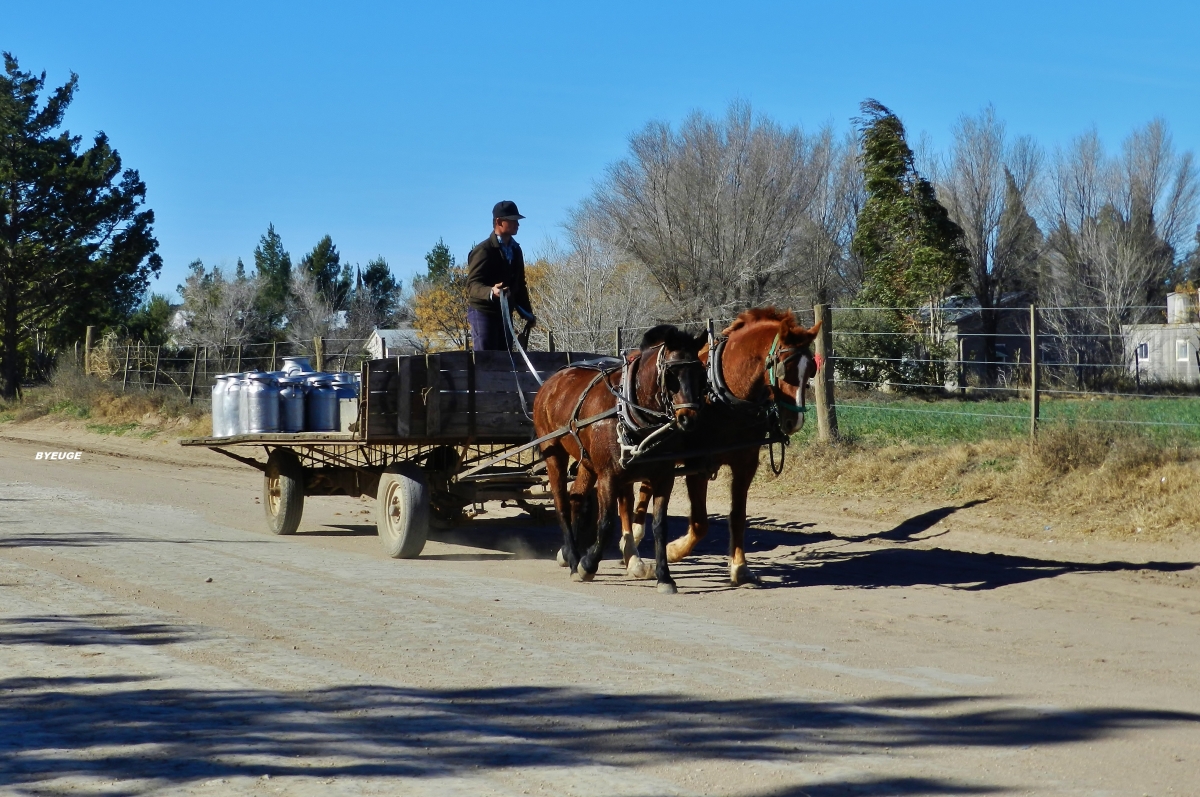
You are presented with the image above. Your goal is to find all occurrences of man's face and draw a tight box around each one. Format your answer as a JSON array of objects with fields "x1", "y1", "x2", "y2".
[{"x1": 495, "y1": 218, "x2": 520, "y2": 237}]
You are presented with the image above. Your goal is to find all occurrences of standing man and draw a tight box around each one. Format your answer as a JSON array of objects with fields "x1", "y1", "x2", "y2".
[{"x1": 466, "y1": 200, "x2": 536, "y2": 351}]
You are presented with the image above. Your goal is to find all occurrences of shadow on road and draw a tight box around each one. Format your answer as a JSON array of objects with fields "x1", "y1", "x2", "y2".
[
  {"x1": 0, "y1": 614, "x2": 201, "y2": 647},
  {"x1": 0, "y1": 676, "x2": 1192, "y2": 793}
]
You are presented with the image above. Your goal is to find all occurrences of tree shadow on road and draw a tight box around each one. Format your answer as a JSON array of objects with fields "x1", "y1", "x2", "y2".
[
  {"x1": 0, "y1": 676, "x2": 1191, "y2": 794},
  {"x1": 0, "y1": 614, "x2": 202, "y2": 647}
]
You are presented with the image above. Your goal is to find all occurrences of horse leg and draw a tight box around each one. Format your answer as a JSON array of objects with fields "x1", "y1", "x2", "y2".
[
  {"x1": 728, "y1": 454, "x2": 761, "y2": 587},
  {"x1": 560, "y1": 465, "x2": 595, "y2": 567},
  {"x1": 543, "y1": 445, "x2": 581, "y2": 573},
  {"x1": 618, "y1": 483, "x2": 653, "y2": 580},
  {"x1": 666, "y1": 473, "x2": 710, "y2": 562},
  {"x1": 649, "y1": 475, "x2": 677, "y2": 594},
  {"x1": 575, "y1": 476, "x2": 617, "y2": 581}
]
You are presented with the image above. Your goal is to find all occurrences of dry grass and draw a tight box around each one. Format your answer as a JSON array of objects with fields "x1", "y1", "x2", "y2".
[
  {"x1": 0, "y1": 361, "x2": 211, "y2": 438},
  {"x1": 764, "y1": 424, "x2": 1200, "y2": 540}
]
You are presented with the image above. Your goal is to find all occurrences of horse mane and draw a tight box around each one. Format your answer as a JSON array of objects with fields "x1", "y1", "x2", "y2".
[
  {"x1": 722, "y1": 306, "x2": 817, "y2": 346},
  {"x1": 640, "y1": 324, "x2": 705, "y2": 354}
]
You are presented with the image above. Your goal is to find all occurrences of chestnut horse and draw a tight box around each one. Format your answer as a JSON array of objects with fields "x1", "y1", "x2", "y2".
[
  {"x1": 533, "y1": 325, "x2": 707, "y2": 594},
  {"x1": 621, "y1": 309, "x2": 820, "y2": 586}
]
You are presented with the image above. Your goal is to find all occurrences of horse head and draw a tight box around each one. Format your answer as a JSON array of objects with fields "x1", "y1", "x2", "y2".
[
  {"x1": 639, "y1": 324, "x2": 707, "y2": 431},
  {"x1": 720, "y1": 308, "x2": 822, "y2": 435}
]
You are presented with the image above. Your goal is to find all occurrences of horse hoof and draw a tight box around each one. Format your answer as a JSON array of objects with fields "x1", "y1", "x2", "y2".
[
  {"x1": 627, "y1": 559, "x2": 654, "y2": 580},
  {"x1": 573, "y1": 564, "x2": 595, "y2": 582},
  {"x1": 556, "y1": 548, "x2": 568, "y2": 567},
  {"x1": 731, "y1": 564, "x2": 761, "y2": 587},
  {"x1": 657, "y1": 581, "x2": 678, "y2": 595}
]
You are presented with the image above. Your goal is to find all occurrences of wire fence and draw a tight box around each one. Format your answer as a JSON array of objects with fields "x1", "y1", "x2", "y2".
[
  {"x1": 76, "y1": 337, "x2": 375, "y2": 410},
  {"x1": 72, "y1": 302, "x2": 1200, "y2": 437}
]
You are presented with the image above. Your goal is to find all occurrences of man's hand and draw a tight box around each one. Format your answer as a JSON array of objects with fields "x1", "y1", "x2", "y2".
[{"x1": 491, "y1": 282, "x2": 506, "y2": 298}]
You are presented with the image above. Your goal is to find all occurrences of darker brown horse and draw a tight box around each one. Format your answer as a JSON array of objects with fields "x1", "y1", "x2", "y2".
[
  {"x1": 621, "y1": 308, "x2": 821, "y2": 586},
  {"x1": 533, "y1": 325, "x2": 707, "y2": 594}
]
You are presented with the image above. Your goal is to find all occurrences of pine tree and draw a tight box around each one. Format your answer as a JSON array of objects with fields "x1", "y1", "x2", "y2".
[
  {"x1": 300, "y1": 235, "x2": 351, "y2": 306},
  {"x1": 361, "y1": 256, "x2": 402, "y2": 322},
  {"x1": 253, "y1": 223, "x2": 291, "y2": 329},
  {"x1": 421, "y1": 238, "x2": 455, "y2": 286},
  {"x1": 0, "y1": 53, "x2": 161, "y2": 397}
]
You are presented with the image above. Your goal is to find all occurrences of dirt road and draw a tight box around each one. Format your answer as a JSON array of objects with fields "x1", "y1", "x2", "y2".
[{"x1": 2, "y1": 425, "x2": 1199, "y2": 796}]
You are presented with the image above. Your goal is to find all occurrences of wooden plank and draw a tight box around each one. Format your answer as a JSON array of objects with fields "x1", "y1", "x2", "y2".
[
  {"x1": 438, "y1": 391, "x2": 532, "y2": 414},
  {"x1": 425, "y1": 354, "x2": 441, "y2": 435},
  {"x1": 458, "y1": 372, "x2": 552, "y2": 393},
  {"x1": 441, "y1": 412, "x2": 532, "y2": 438},
  {"x1": 396, "y1": 356, "x2": 413, "y2": 436}
]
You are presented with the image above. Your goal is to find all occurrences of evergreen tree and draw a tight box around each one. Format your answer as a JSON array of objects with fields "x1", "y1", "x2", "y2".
[
  {"x1": 851, "y1": 99, "x2": 969, "y2": 312},
  {"x1": 361, "y1": 256, "x2": 402, "y2": 322},
  {"x1": 300, "y1": 235, "x2": 351, "y2": 306},
  {"x1": 0, "y1": 53, "x2": 161, "y2": 397},
  {"x1": 126, "y1": 293, "x2": 173, "y2": 347},
  {"x1": 421, "y1": 238, "x2": 455, "y2": 286},
  {"x1": 253, "y1": 223, "x2": 291, "y2": 328}
]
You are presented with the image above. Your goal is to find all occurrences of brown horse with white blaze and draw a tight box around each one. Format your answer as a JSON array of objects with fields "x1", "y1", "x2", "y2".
[
  {"x1": 533, "y1": 325, "x2": 707, "y2": 594},
  {"x1": 621, "y1": 308, "x2": 821, "y2": 586}
]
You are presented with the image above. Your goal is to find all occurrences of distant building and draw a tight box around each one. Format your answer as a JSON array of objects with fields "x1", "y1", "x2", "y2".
[
  {"x1": 1121, "y1": 292, "x2": 1200, "y2": 385},
  {"x1": 366, "y1": 326, "x2": 424, "y2": 359}
]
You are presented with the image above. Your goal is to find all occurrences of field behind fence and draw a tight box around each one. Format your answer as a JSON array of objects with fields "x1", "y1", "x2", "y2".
[{"x1": 75, "y1": 303, "x2": 1200, "y2": 443}]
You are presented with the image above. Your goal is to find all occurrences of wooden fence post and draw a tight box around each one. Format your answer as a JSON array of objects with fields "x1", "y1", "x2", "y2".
[
  {"x1": 271, "y1": 341, "x2": 278, "y2": 372},
  {"x1": 121, "y1": 344, "x2": 131, "y2": 391},
  {"x1": 235, "y1": 343, "x2": 242, "y2": 374},
  {"x1": 813, "y1": 304, "x2": 838, "y2": 443},
  {"x1": 547, "y1": 331, "x2": 555, "y2": 352},
  {"x1": 314, "y1": 337, "x2": 324, "y2": 372},
  {"x1": 187, "y1": 347, "x2": 200, "y2": 403},
  {"x1": 615, "y1": 326, "x2": 622, "y2": 357},
  {"x1": 1029, "y1": 305, "x2": 1040, "y2": 437},
  {"x1": 151, "y1": 346, "x2": 161, "y2": 390},
  {"x1": 84, "y1": 326, "x2": 95, "y2": 375}
]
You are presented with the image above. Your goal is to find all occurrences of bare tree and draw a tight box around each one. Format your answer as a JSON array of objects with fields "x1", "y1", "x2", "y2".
[
  {"x1": 794, "y1": 130, "x2": 864, "y2": 303},
  {"x1": 935, "y1": 105, "x2": 1044, "y2": 382},
  {"x1": 286, "y1": 268, "x2": 379, "y2": 358},
  {"x1": 1040, "y1": 121, "x2": 1199, "y2": 380},
  {"x1": 530, "y1": 206, "x2": 669, "y2": 352},
  {"x1": 174, "y1": 261, "x2": 266, "y2": 362},
  {"x1": 589, "y1": 101, "x2": 829, "y2": 318}
]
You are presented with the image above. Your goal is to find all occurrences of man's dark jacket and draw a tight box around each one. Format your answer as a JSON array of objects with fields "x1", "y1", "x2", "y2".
[{"x1": 466, "y1": 234, "x2": 532, "y2": 315}]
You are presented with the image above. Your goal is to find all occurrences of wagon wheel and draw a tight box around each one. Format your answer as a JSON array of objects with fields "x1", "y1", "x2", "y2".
[
  {"x1": 264, "y1": 448, "x2": 304, "y2": 535},
  {"x1": 376, "y1": 463, "x2": 430, "y2": 558}
]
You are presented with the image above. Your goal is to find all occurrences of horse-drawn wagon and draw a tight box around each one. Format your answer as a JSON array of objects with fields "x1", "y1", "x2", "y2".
[{"x1": 180, "y1": 350, "x2": 603, "y2": 558}]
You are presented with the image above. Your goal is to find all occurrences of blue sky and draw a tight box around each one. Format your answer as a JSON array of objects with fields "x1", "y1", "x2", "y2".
[{"x1": 8, "y1": 1, "x2": 1199, "y2": 299}]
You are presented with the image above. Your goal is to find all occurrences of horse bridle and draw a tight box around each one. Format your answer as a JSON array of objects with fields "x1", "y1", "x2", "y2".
[
  {"x1": 708, "y1": 329, "x2": 813, "y2": 421},
  {"x1": 620, "y1": 343, "x2": 703, "y2": 432}
]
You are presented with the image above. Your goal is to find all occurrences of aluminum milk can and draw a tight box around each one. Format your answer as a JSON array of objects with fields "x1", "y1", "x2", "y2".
[
  {"x1": 331, "y1": 374, "x2": 359, "y2": 433},
  {"x1": 281, "y1": 356, "x2": 313, "y2": 376},
  {"x1": 304, "y1": 376, "x2": 339, "y2": 432},
  {"x1": 224, "y1": 375, "x2": 246, "y2": 436},
  {"x1": 242, "y1": 373, "x2": 280, "y2": 434},
  {"x1": 211, "y1": 374, "x2": 233, "y2": 436},
  {"x1": 278, "y1": 377, "x2": 306, "y2": 433}
]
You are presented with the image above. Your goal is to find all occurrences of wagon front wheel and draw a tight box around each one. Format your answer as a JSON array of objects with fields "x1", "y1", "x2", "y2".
[
  {"x1": 264, "y1": 449, "x2": 304, "y2": 535},
  {"x1": 376, "y1": 464, "x2": 430, "y2": 558}
]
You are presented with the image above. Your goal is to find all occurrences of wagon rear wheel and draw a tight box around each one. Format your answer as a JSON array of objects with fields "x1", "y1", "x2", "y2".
[
  {"x1": 264, "y1": 449, "x2": 304, "y2": 535},
  {"x1": 376, "y1": 463, "x2": 430, "y2": 558}
]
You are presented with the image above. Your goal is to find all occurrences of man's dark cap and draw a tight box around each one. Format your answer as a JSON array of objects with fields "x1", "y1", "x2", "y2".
[{"x1": 493, "y1": 200, "x2": 525, "y2": 221}]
